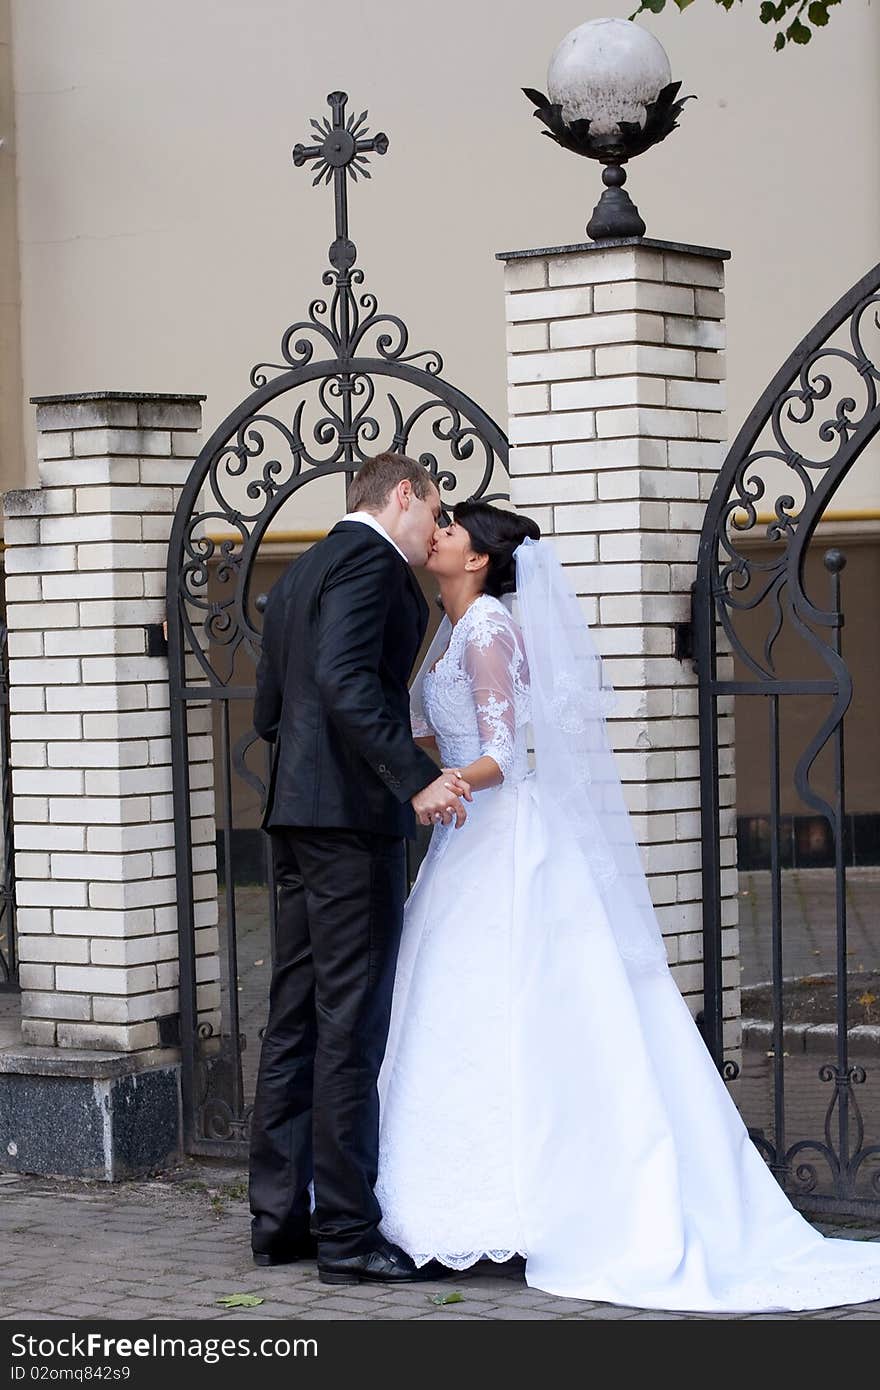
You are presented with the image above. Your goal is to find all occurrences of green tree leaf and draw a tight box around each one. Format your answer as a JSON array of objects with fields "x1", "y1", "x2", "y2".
[
  {"x1": 216, "y1": 1293, "x2": 265, "y2": 1308},
  {"x1": 787, "y1": 16, "x2": 813, "y2": 40},
  {"x1": 650, "y1": 0, "x2": 847, "y2": 47},
  {"x1": 428, "y1": 1291, "x2": 465, "y2": 1305}
]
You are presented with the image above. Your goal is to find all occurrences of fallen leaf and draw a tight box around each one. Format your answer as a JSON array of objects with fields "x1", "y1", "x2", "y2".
[
  {"x1": 216, "y1": 1293, "x2": 264, "y2": 1308},
  {"x1": 428, "y1": 1291, "x2": 464, "y2": 1305},
  {"x1": 857, "y1": 992, "x2": 876, "y2": 1009}
]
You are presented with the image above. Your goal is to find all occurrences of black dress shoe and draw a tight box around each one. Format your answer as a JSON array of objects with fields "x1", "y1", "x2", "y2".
[
  {"x1": 253, "y1": 1234, "x2": 318, "y2": 1266},
  {"x1": 318, "y1": 1239, "x2": 442, "y2": 1286}
]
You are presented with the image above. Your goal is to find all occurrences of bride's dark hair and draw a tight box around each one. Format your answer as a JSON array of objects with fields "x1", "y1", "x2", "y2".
[{"x1": 452, "y1": 499, "x2": 541, "y2": 599}]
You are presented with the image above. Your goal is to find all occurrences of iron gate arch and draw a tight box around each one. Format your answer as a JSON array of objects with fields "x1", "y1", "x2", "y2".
[
  {"x1": 695, "y1": 261, "x2": 880, "y2": 1215},
  {"x1": 167, "y1": 92, "x2": 509, "y2": 1156}
]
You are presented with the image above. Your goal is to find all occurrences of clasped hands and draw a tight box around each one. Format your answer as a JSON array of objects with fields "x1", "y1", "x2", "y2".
[{"x1": 411, "y1": 769, "x2": 473, "y2": 829}]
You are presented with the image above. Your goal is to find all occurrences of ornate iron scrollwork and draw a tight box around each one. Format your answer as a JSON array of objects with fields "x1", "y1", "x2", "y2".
[
  {"x1": 703, "y1": 273, "x2": 880, "y2": 683},
  {"x1": 752, "y1": 1064, "x2": 880, "y2": 1203},
  {"x1": 695, "y1": 261, "x2": 880, "y2": 1214}
]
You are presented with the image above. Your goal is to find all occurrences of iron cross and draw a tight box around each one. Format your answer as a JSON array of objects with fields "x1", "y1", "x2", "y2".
[{"x1": 293, "y1": 91, "x2": 388, "y2": 272}]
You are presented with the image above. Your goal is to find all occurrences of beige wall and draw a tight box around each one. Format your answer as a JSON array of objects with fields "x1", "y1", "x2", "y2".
[
  {"x1": 0, "y1": 0, "x2": 23, "y2": 494},
  {"x1": 1, "y1": 0, "x2": 878, "y2": 532}
]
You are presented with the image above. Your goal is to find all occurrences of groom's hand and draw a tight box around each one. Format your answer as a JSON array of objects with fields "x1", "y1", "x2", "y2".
[{"x1": 411, "y1": 773, "x2": 469, "y2": 829}]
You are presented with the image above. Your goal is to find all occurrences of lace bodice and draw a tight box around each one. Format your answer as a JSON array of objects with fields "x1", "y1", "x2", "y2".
[{"x1": 413, "y1": 594, "x2": 531, "y2": 784}]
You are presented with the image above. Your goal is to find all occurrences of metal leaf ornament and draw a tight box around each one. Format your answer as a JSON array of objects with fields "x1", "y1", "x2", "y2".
[
  {"x1": 523, "y1": 81, "x2": 695, "y2": 161},
  {"x1": 522, "y1": 81, "x2": 695, "y2": 240}
]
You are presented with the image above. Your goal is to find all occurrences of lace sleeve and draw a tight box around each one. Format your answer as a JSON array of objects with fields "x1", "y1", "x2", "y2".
[
  {"x1": 408, "y1": 615, "x2": 450, "y2": 746},
  {"x1": 462, "y1": 617, "x2": 523, "y2": 782}
]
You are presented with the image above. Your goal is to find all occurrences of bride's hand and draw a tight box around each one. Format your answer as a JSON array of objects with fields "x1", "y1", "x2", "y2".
[
  {"x1": 411, "y1": 774, "x2": 468, "y2": 829},
  {"x1": 442, "y1": 768, "x2": 473, "y2": 803}
]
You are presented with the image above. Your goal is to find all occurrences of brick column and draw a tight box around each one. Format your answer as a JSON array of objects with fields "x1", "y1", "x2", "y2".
[
  {"x1": 3, "y1": 392, "x2": 219, "y2": 1058},
  {"x1": 499, "y1": 238, "x2": 739, "y2": 1053}
]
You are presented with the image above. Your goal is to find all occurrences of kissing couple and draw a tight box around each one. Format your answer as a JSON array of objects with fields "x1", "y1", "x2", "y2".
[{"x1": 248, "y1": 451, "x2": 880, "y2": 1314}]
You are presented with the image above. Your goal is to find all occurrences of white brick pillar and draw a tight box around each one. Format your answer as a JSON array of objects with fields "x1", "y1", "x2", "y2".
[
  {"x1": 3, "y1": 391, "x2": 219, "y2": 1055},
  {"x1": 500, "y1": 239, "x2": 740, "y2": 1051}
]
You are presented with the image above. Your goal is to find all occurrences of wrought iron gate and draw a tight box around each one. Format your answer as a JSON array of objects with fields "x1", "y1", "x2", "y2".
[
  {"x1": 167, "y1": 92, "x2": 509, "y2": 1156},
  {"x1": 695, "y1": 262, "x2": 880, "y2": 1215}
]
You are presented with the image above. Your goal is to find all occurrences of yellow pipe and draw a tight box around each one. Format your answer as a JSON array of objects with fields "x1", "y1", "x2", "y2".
[
  {"x1": 205, "y1": 530, "x2": 328, "y2": 545},
  {"x1": 731, "y1": 508, "x2": 880, "y2": 526},
  {"x1": 213, "y1": 511, "x2": 880, "y2": 545},
  {"x1": 211, "y1": 511, "x2": 880, "y2": 546}
]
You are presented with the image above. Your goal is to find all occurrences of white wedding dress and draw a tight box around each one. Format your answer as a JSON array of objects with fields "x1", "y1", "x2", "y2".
[{"x1": 375, "y1": 591, "x2": 880, "y2": 1313}]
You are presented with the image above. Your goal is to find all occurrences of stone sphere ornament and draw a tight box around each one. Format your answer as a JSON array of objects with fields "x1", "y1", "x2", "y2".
[
  {"x1": 547, "y1": 18, "x2": 671, "y2": 134},
  {"x1": 524, "y1": 18, "x2": 694, "y2": 241}
]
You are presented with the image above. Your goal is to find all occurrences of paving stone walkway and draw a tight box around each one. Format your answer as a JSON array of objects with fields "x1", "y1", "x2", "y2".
[
  {"x1": 1, "y1": 1163, "x2": 879, "y2": 1322},
  {"x1": 2, "y1": 866, "x2": 879, "y2": 1322},
  {"x1": 738, "y1": 866, "x2": 880, "y2": 985}
]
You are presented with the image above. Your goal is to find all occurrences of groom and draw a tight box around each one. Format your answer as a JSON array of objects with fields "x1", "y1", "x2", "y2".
[{"x1": 248, "y1": 451, "x2": 471, "y2": 1285}]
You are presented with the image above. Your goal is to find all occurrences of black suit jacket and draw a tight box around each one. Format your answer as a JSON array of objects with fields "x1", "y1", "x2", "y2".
[{"x1": 254, "y1": 520, "x2": 439, "y2": 839}]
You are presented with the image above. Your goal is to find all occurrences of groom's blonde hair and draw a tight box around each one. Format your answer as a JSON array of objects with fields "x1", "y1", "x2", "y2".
[{"x1": 347, "y1": 452, "x2": 435, "y2": 514}]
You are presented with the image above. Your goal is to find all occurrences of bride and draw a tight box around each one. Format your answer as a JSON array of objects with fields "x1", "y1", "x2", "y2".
[{"x1": 374, "y1": 498, "x2": 880, "y2": 1314}]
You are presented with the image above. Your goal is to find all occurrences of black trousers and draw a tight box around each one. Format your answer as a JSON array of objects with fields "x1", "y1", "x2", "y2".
[{"x1": 248, "y1": 826, "x2": 407, "y2": 1258}]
